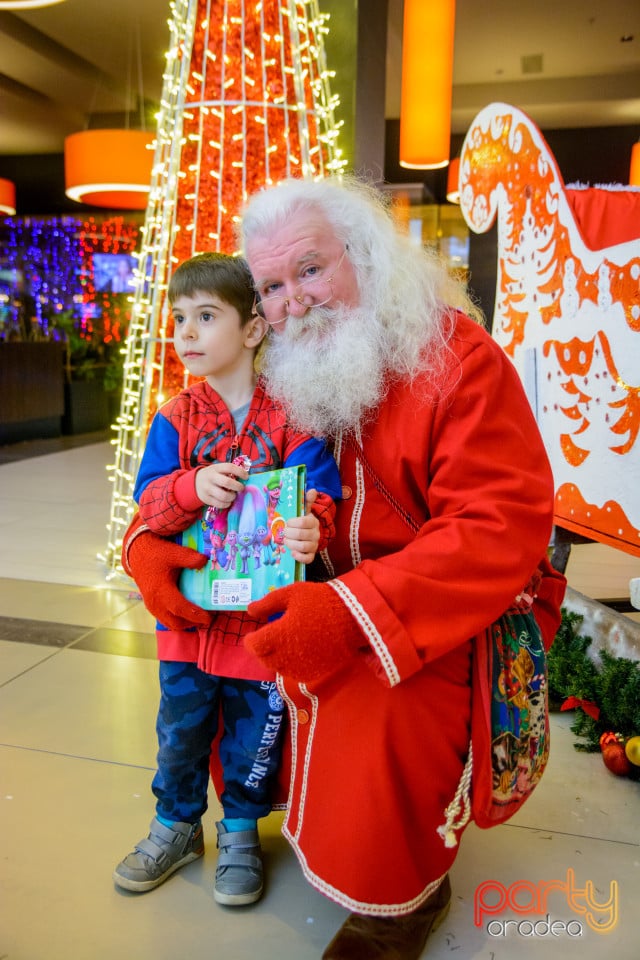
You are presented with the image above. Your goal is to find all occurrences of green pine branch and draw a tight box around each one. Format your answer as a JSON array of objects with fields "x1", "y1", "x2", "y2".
[{"x1": 547, "y1": 609, "x2": 640, "y2": 751}]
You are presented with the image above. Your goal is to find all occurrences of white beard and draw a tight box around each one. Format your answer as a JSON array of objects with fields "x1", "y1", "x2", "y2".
[{"x1": 261, "y1": 303, "x2": 388, "y2": 436}]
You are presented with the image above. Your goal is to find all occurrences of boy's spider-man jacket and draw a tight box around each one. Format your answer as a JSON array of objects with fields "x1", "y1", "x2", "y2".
[{"x1": 130, "y1": 377, "x2": 341, "y2": 680}]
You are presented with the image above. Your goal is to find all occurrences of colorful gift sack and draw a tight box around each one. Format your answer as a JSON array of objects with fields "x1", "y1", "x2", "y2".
[
  {"x1": 470, "y1": 606, "x2": 550, "y2": 828},
  {"x1": 437, "y1": 594, "x2": 552, "y2": 847}
]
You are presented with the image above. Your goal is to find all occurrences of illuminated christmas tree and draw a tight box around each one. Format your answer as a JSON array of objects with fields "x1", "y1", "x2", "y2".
[{"x1": 103, "y1": 0, "x2": 344, "y2": 575}]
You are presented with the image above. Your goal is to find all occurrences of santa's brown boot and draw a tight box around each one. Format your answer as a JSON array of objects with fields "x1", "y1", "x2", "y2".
[{"x1": 322, "y1": 875, "x2": 451, "y2": 960}]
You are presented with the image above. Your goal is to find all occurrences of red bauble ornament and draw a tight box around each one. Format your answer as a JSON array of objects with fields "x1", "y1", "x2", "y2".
[
  {"x1": 599, "y1": 731, "x2": 620, "y2": 748},
  {"x1": 601, "y1": 743, "x2": 632, "y2": 777}
]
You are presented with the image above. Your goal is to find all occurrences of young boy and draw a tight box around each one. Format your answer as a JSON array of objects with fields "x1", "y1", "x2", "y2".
[{"x1": 113, "y1": 253, "x2": 341, "y2": 905}]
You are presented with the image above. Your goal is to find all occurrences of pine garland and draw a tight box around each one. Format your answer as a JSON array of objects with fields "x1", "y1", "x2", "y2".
[{"x1": 547, "y1": 609, "x2": 640, "y2": 751}]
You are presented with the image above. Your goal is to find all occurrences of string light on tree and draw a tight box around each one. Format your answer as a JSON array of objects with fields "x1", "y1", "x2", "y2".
[{"x1": 102, "y1": 0, "x2": 344, "y2": 577}]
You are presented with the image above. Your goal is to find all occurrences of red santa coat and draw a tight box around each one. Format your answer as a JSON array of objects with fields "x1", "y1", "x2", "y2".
[{"x1": 276, "y1": 313, "x2": 557, "y2": 914}]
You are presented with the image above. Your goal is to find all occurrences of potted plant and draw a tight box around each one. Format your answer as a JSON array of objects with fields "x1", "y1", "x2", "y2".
[{"x1": 52, "y1": 310, "x2": 119, "y2": 434}]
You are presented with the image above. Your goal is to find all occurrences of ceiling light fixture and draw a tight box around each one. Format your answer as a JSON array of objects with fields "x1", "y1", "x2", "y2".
[
  {"x1": 0, "y1": 1, "x2": 67, "y2": 9},
  {"x1": 0, "y1": 178, "x2": 16, "y2": 216},
  {"x1": 399, "y1": 0, "x2": 456, "y2": 170},
  {"x1": 64, "y1": 129, "x2": 154, "y2": 210},
  {"x1": 630, "y1": 141, "x2": 640, "y2": 186},
  {"x1": 446, "y1": 157, "x2": 460, "y2": 203}
]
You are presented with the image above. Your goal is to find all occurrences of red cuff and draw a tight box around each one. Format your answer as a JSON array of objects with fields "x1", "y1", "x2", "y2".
[
  {"x1": 174, "y1": 469, "x2": 205, "y2": 512},
  {"x1": 121, "y1": 513, "x2": 150, "y2": 575},
  {"x1": 311, "y1": 491, "x2": 336, "y2": 552}
]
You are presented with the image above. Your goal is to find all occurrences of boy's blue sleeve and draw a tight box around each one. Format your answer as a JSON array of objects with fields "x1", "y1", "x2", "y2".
[
  {"x1": 133, "y1": 413, "x2": 181, "y2": 503},
  {"x1": 284, "y1": 438, "x2": 342, "y2": 500}
]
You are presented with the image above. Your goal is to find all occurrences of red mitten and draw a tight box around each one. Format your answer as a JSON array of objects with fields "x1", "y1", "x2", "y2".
[
  {"x1": 245, "y1": 582, "x2": 365, "y2": 682},
  {"x1": 122, "y1": 513, "x2": 211, "y2": 631}
]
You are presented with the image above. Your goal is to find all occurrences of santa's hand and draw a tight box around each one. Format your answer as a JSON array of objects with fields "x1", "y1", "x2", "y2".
[
  {"x1": 122, "y1": 515, "x2": 211, "y2": 631},
  {"x1": 245, "y1": 582, "x2": 364, "y2": 682}
]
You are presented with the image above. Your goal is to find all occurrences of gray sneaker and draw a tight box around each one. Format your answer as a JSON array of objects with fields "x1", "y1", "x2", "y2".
[
  {"x1": 214, "y1": 821, "x2": 263, "y2": 906},
  {"x1": 113, "y1": 817, "x2": 204, "y2": 893}
]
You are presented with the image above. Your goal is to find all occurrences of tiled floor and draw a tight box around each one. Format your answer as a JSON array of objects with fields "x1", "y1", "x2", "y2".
[{"x1": 0, "y1": 438, "x2": 638, "y2": 959}]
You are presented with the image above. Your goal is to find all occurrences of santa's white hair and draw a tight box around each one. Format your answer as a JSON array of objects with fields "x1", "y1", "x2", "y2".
[{"x1": 239, "y1": 176, "x2": 483, "y2": 434}]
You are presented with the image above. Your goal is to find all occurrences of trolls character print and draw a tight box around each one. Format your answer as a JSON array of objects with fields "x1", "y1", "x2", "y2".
[{"x1": 179, "y1": 464, "x2": 306, "y2": 610}]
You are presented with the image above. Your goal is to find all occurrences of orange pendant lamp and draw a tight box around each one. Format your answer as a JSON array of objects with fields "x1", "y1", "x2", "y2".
[
  {"x1": 0, "y1": 1, "x2": 67, "y2": 8},
  {"x1": 630, "y1": 142, "x2": 640, "y2": 186},
  {"x1": 399, "y1": 0, "x2": 456, "y2": 170},
  {"x1": 64, "y1": 129, "x2": 154, "y2": 210},
  {"x1": 0, "y1": 178, "x2": 16, "y2": 216},
  {"x1": 446, "y1": 156, "x2": 460, "y2": 203}
]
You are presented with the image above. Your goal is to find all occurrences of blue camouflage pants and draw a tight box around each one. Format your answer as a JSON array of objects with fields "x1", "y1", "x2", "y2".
[{"x1": 152, "y1": 660, "x2": 286, "y2": 824}]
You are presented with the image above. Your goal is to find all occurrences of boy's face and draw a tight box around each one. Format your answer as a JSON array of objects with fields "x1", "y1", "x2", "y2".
[{"x1": 172, "y1": 290, "x2": 264, "y2": 384}]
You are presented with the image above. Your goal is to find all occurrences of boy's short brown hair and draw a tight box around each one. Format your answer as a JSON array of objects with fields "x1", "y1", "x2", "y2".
[{"x1": 168, "y1": 253, "x2": 255, "y2": 326}]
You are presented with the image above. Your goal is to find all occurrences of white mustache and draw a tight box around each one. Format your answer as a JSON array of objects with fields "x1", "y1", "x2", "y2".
[{"x1": 275, "y1": 304, "x2": 336, "y2": 341}]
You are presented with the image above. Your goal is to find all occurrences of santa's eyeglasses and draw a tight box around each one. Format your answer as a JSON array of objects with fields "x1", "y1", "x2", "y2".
[{"x1": 252, "y1": 247, "x2": 349, "y2": 325}]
